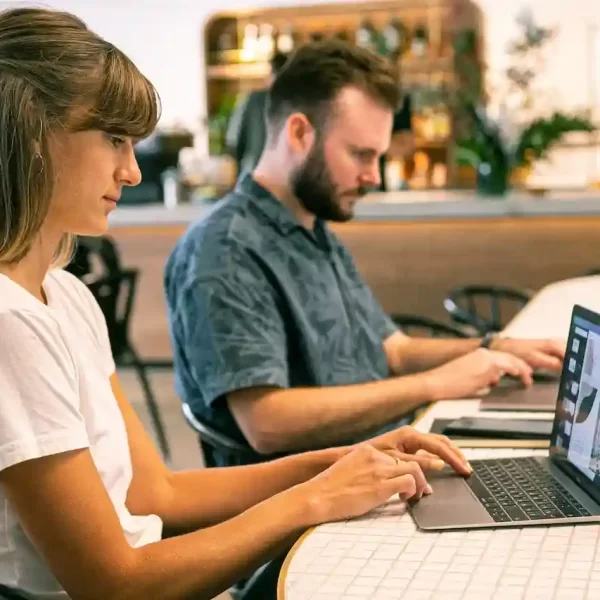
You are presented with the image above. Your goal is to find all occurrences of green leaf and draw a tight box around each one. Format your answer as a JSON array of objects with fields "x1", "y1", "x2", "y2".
[{"x1": 514, "y1": 112, "x2": 596, "y2": 166}]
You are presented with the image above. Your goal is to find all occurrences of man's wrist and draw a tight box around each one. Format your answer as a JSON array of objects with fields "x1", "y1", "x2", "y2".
[
  {"x1": 412, "y1": 369, "x2": 445, "y2": 403},
  {"x1": 480, "y1": 332, "x2": 498, "y2": 349},
  {"x1": 489, "y1": 335, "x2": 510, "y2": 352}
]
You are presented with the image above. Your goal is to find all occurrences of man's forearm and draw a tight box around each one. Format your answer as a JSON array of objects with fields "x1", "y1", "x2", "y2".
[
  {"x1": 229, "y1": 374, "x2": 433, "y2": 455},
  {"x1": 390, "y1": 336, "x2": 482, "y2": 374},
  {"x1": 160, "y1": 446, "x2": 346, "y2": 535}
]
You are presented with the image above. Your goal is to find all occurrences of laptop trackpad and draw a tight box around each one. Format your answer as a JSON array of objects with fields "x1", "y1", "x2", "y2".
[{"x1": 409, "y1": 469, "x2": 493, "y2": 530}]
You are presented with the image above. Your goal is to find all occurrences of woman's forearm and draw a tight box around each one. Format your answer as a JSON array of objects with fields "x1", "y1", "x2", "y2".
[
  {"x1": 160, "y1": 446, "x2": 347, "y2": 534},
  {"x1": 120, "y1": 485, "x2": 313, "y2": 600}
]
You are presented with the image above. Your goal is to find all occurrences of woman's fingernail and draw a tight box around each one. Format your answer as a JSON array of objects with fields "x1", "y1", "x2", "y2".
[
  {"x1": 425, "y1": 484, "x2": 433, "y2": 494},
  {"x1": 431, "y1": 459, "x2": 445, "y2": 470}
]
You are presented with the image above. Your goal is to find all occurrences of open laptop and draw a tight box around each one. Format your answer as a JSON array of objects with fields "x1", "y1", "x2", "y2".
[{"x1": 409, "y1": 304, "x2": 600, "y2": 530}]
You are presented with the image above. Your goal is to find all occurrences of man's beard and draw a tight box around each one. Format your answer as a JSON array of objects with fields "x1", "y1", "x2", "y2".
[{"x1": 290, "y1": 142, "x2": 368, "y2": 223}]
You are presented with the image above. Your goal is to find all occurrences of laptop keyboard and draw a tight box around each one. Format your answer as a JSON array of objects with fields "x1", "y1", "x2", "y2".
[{"x1": 467, "y1": 457, "x2": 592, "y2": 523}]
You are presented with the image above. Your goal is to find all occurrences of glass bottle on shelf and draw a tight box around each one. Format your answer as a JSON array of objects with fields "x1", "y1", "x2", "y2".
[
  {"x1": 356, "y1": 20, "x2": 377, "y2": 52},
  {"x1": 240, "y1": 23, "x2": 259, "y2": 62},
  {"x1": 257, "y1": 23, "x2": 275, "y2": 61},
  {"x1": 434, "y1": 107, "x2": 451, "y2": 140},
  {"x1": 277, "y1": 24, "x2": 295, "y2": 53},
  {"x1": 411, "y1": 24, "x2": 429, "y2": 57},
  {"x1": 432, "y1": 163, "x2": 447, "y2": 188},
  {"x1": 382, "y1": 18, "x2": 409, "y2": 59},
  {"x1": 422, "y1": 106, "x2": 436, "y2": 141},
  {"x1": 432, "y1": 80, "x2": 451, "y2": 140}
]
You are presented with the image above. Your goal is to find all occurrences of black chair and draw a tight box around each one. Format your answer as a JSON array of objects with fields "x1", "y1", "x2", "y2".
[
  {"x1": 181, "y1": 402, "x2": 257, "y2": 468},
  {"x1": 181, "y1": 403, "x2": 273, "y2": 599},
  {"x1": 65, "y1": 236, "x2": 120, "y2": 280},
  {"x1": 444, "y1": 284, "x2": 534, "y2": 335},
  {"x1": 86, "y1": 270, "x2": 171, "y2": 461},
  {"x1": 390, "y1": 314, "x2": 471, "y2": 338},
  {"x1": 64, "y1": 241, "x2": 93, "y2": 279},
  {"x1": 68, "y1": 236, "x2": 174, "y2": 371}
]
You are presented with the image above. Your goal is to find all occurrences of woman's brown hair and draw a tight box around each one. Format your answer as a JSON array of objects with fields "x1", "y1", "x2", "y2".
[{"x1": 0, "y1": 8, "x2": 160, "y2": 266}]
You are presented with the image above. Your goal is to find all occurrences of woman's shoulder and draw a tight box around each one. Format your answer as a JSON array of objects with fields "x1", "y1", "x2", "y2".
[
  {"x1": 46, "y1": 268, "x2": 89, "y2": 294},
  {"x1": 46, "y1": 269, "x2": 100, "y2": 314},
  {"x1": 46, "y1": 270, "x2": 116, "y2": 376}
]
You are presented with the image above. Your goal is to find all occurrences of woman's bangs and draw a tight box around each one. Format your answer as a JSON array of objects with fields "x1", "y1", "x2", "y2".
[{"x1": 84, "y1": 47, "x2": 161, "y2": 139}]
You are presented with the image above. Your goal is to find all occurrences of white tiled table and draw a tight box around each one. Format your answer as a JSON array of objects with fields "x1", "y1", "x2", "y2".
[
  {"x1": 278, "y1": 277, "x2": 600, "y2": 600},
  {"x1": 502, "y1": 275, "x2": 600, "y2": 339}
]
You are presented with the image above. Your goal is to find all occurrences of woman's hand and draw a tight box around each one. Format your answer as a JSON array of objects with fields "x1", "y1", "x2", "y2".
[
  {"x1": 297, "y1": 443, "x2": 430, "y2": 525},
  {"x1": 367, "y1": 425, "x2": 472, "y2": 476}
]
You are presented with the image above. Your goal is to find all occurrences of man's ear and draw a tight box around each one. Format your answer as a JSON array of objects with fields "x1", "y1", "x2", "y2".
[{"x1": 285, "y1": 113, "x2": 315, "y2": 155}]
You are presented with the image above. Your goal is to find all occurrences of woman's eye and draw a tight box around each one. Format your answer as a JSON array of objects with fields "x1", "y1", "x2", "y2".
[{"x1": 110, "y1": 136, "x2": 126, "y2": 147}]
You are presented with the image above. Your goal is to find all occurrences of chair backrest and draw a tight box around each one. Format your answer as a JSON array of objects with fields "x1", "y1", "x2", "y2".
[
  {"x1": 85, "y1": 270, "x2": 139, "y2": 360},
  {"x1": 444, "y1": 284, "x2": 533, "y2": 335},
  {"x1": 65, "y1": 235, "x2": 123, "y2": 281},
  {"x1": 65, "y1": 242, "x2": 93, "y2": 279},
  {"x1": 95, "y1": 236, "x2": 122, "y2": 273},
  {"x1": 0, "y1": 585, "x2": 30, "y2": 600},
  {"x1": 181, "y1": 402, "x2": 257, "y2": 467},
  {"x1": 390, "y1": 314, "x2": 470, "y2": 338}
]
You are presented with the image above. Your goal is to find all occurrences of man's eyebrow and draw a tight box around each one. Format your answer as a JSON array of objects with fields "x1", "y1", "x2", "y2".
[{"x1": 348, "y1": 144, "x2": 378, "y2": 155}]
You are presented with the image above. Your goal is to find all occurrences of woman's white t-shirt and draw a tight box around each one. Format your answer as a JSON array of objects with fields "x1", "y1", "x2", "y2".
[{"x1": 0, "y1": 270, "x2": 163, "y2": 599}]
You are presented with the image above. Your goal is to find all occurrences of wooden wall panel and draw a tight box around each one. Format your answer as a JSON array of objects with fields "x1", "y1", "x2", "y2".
[{"x1": 109, "y1": 216, "x2": 600, "y2": 360}]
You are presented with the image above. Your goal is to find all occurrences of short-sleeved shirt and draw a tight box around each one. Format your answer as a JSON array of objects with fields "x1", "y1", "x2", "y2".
[
  {"x1": 0, "y1": 270, "x2": 162, "y2": 598},
  {"x1": 164, "y1": 175, "x2": 402, "y2": 466}
]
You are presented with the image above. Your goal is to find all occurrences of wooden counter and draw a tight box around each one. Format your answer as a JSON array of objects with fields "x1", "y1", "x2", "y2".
[
  {"x1": 108, "y1": 191, "x2": 600, "y2": 360},
  {"x1": 109, "y1": 190, "x2": 600, "y2": 228}
]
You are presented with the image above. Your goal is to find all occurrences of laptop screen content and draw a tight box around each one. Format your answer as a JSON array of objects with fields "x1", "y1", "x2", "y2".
[{"x1": 551, "y1": 307, "x2": 600, "y2": 486}]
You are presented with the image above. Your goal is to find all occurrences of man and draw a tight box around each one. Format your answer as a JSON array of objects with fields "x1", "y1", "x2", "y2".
[
  {"x1": 225, "y1": 51, "x2": 289, "y2": 178},
  {"x1": 165, "y1": 40, "x2": 565, "y2": 468}
]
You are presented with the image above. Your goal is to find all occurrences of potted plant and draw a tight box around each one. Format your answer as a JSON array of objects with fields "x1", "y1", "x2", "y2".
[{"x1": 454, "y1": 10, "x2": 596, "y2": 196}]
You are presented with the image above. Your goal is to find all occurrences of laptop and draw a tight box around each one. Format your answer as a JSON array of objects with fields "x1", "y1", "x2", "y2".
[
  {"x1": 479, "y1": 378, "x2": 559, "y2": 412},
  {"x1": 409, "y1": 304, "x2": 600, "y2": 530}
]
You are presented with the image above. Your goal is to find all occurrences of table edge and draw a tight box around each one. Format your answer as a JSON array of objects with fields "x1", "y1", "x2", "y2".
[{"x1": 276, "y1": 402, "x2": 437, "y2": 599}]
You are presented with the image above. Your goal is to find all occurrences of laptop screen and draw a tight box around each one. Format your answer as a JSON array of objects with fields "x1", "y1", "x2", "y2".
[{"x1": 550, "y1": 305, "x2": 600, "y2": 488}]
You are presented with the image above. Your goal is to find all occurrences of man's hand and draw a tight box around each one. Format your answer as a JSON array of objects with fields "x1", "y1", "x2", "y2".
[
  {"x1": 491, "y1": 338, "x2": 566, "y2": 372},
  {"x1": 365, "y1": 426, "x2": 472, "y2": 476},
  {"x1": 422, "y1": 348, "x2": 533, "y2": 402}
]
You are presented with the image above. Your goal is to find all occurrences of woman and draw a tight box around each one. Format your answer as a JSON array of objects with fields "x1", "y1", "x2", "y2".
[{"x1": 0, "y1": 8, "x2": 471, "y2": 600}]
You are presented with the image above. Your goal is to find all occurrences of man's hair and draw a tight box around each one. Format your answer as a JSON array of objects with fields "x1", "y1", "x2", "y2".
[
  {"x1": 270, "y1": 52, "x2": 289, "y2": 75},
  {"x1": 266, "y1": 39, "x2": 400, "y2": 135},
  {"x1": 0, "y1": 8, "x2": 160, "y2": 266}
]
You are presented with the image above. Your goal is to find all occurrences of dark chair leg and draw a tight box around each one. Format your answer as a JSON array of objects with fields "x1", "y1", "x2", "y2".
[
  {"x1": 199, "y1": 438, "x2": 220, "y2": 468},
  {"x1": 130, "y1": 355, "x2": 171, "y2": 461},
  {"x1": 233, "y1": 556, "x2": 285, "y2": 600}
]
